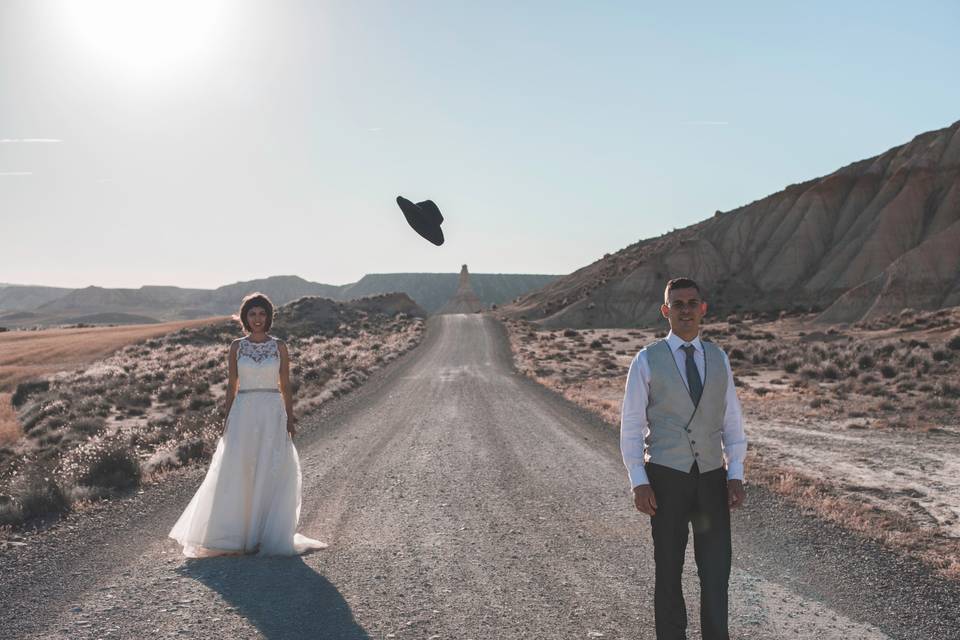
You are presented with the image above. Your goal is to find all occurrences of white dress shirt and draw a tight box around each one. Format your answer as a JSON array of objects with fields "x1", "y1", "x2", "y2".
[{"x1": 620, "y1": 331, "x2": 747, "y2": 488}]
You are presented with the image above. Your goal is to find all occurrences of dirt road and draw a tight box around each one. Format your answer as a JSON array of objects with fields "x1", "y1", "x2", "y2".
[{"x1": 1, "y1": 315, "x2": 956, "y2": 639}]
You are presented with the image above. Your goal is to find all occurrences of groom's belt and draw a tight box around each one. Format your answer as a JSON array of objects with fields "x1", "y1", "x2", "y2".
[{"x1": 237, "y1": 388, "x2": 280, "y2": 393}]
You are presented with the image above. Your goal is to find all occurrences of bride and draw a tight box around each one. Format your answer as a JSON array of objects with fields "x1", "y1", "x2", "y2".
[{"x1": 169, "y1": 292, "x2": 327, "y2": 557}]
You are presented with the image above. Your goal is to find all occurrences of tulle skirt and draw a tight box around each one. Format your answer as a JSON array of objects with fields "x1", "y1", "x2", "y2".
[{"x1": 169, "y1": 391, "x2": 327, "y2": 557}]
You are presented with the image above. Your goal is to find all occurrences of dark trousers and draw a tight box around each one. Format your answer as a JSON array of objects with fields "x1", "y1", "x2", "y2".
[{"x1": 646, "y1": 462, "x2": 731, "y2": 640}]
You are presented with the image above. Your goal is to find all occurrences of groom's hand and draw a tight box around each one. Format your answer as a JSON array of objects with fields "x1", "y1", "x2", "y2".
[
  {"x1": 633, "y1": 484, "x2": 657, "y2": 516},
  {"x1": 728, "y1": 479, "x2": 745, "y2": 509}
]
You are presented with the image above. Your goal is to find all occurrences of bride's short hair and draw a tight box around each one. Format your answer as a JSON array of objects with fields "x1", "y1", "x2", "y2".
[{"x1": 237, "y1": 292, "x2": 274, "y2": 332}]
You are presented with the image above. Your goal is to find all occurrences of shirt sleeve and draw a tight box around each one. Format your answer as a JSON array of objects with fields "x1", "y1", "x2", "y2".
[
  {"x1": 720, "y1": 350, "x2": 748, "y2": 481},
  {"x1": 620, "y1": 351, "x2": 651, "y2": 488}
]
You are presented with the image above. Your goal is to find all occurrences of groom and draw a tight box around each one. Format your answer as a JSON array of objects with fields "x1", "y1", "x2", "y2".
[{"x1": 620, "y1": 277, "x2": 748, "y2": 640}]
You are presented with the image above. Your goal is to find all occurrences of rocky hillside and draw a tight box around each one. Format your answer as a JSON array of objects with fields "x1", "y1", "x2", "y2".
[
  {"x1": 0, "y1": 285, "x2": 74, "y2": 312},
  {"x1": 503, "y1": 120, "x2": 960, "y2": 327}
]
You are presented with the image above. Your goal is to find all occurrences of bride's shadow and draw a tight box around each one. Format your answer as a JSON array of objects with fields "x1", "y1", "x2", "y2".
[{"x1": 177, "y1": 555, "x2": 369, "y2": 640}]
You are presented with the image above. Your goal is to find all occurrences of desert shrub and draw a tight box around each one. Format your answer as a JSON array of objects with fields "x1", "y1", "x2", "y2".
[
  {"x1": 728, "y1": 348, "x2": 746, "y2": 361},
  {"x1": 821, "y1": 364, "x2": 841, "y2": 380},
  {"x1": 783, "y1": 360, "x2": 801, "y2": 374},
  {"x1": 799, "y1": 365, "x2": 820, "y2": 379},
  {"x1": 175, "y1": 438, "x2": 207, "y2": 465},
  {"x1": 896, "y1": 380, "x2": 917, "y2": 392},
  {"x1": 0, "y1": 497, "x2": 21, "y2": 526},
  {"x1": 947, "y1": 334, "x2": 960, "y2": 351},
  {"x1": 809, "y1": 397, "x2": 829, "y2": 408},
  {"x1": 878, "y1": 400, "x2": 896, "y2": 411},
  {"x1": 188, "y1": 396, "x2": 214, "y2": 411},
  {"x1": 143, "y1": 449, "x2": 179, "y2": 475},
  {"x1": 879, "y1": 364, "x2": 897, "y2": 379},
  {"x1": 157, "y1": 386, "x2": 177, "y2": 402},
  {"x1": 937, "y1": 381, "x2": 960, "y2": 398},
  {"x1": 11, "y1": 380, "x2": 50, "y2": 408},
  {"x1": 753, "y1": 387, "x2": 769, "y2": 396},
  {"x1": 113, "y1": 390, "x2": 151, "y2": 410},
  {"x1": 923, "y1": 397, "x2": 955, "y2": 411},
  {"x1": 857, "y1": 354, "x2": 876, "y2": 370},
  {"x1": 9, "y1": 469, "x2": 70, "y2": 522},
  {"x1": 589, "y1": 339, "x2": 603, "y2": 349},
  {"x1": 863, "y1": 383, "x2": 886, "y2": 397},
  {"x1": 76, "y1": 446, "x2": 141, "y2": 492},
  {"x1": 29, "y1": 415, "x2": 67, "y2": 437},
  {"x1": 931, "y1": 349, "x2": 952, "y2": 362},
  {"x1": 874, "y1": 343, "x2": 896, "y2": 358},
  {"x1": 70, "y1": 417, "x2": 105, "y2": 437},
  {"x1": 563, "y1": 329, "x2": 578, "y2": 338},
  {"x1": 193, "y1": 380, "x2": 211, "y2": 394}
]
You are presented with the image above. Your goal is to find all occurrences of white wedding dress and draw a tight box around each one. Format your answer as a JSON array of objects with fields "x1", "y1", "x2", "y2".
[{"x1": 169, "y1": 336, "x2": 327, "y2": 557}]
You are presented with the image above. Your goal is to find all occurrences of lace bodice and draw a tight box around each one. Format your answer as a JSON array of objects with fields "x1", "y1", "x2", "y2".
[{"x1": 237, "y1": 336, "x2": 281, "y2": 390}]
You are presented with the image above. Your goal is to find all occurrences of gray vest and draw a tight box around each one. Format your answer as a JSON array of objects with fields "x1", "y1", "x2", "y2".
[{"x1": 645, "y1": 340, "x2": 728, "y2": 474}]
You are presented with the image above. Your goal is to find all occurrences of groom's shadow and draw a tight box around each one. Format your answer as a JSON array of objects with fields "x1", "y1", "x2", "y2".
[{"x1": 177, "y1": 555, "x2": 369, "y2": 640}]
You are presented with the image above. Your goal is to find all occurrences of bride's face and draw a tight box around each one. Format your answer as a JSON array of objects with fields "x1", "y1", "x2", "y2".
[{"x1": 246, "y1": 306, "x2": 269, "y2": 333}]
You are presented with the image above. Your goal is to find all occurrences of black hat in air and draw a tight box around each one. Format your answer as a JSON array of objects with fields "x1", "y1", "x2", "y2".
[{"x1": 397, "y1": 196, "x2": 444, "y2": 246}]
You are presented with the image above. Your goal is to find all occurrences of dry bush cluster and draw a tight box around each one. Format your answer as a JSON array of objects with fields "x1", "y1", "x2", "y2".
[
  {"x1": 0, "y1": 301, "x2": 424, "y2": 529},
  {"x1": 509, "y1": 307, "x2": 960, "y2": 433}
]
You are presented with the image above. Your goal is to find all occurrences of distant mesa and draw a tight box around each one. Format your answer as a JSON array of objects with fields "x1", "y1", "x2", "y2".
[
  {"x1": 437, "y1": 265, "x2": 484, "y2": 314},
  {"x1": 501, "y1": 119, "x2": 960, "y2": 327},
  {"x1": 0, "y1": 272, "x2": 559, "y2": 327}
]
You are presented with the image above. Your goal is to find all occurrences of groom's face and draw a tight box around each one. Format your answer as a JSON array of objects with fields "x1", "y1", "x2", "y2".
[{"x1": 661, "y1": 287, "x2": 707, "y2": 336}]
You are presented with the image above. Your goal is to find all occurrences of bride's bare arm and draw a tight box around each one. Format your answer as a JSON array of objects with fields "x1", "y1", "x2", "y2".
[
  {"x1": 278, "y1": 340, "x2": 296, "y2": 435},
  {"x1": 223, "y1": 340, "x2": 240, "y2": 433}
]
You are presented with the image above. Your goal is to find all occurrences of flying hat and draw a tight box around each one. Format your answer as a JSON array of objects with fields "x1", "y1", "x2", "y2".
[{"x1": 397, "y1": 196, "x2": 444, "y2": 246}]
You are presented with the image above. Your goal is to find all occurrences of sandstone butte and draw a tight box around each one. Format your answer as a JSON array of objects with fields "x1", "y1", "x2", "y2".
[
  {"x1": 438, "y1": 265, "x2": 484, "y2": 314},
  {"x1": 503, "y1": 120, "x2": 960, "y2": 328}
]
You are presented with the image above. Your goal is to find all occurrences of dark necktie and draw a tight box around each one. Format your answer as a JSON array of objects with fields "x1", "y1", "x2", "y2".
[{"x1": 681, "y1": 344, "x2": 703, "y2": 407}]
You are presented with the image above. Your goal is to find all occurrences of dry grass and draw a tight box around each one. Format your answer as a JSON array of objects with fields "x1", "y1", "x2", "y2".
[
  {"x1": 0, "y1": 393, "x2": 20, "y2": 445},
  {"x1": 0, "y1": 301, "x2": 425, "y2": 531},
  {"x1": 0, "y1": 317, "x2": 230, "y2": 392},
  {"x1": 502, "y1": 309, "x2": 960, "y2": 581}
]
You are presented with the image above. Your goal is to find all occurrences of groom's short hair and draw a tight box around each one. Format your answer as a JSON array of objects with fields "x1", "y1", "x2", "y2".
[{"x1": 664, "y1": 277, "x2": 702, "y2": 303}]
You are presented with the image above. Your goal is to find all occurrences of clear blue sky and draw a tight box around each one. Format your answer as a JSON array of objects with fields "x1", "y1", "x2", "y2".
[{"x1": 1, "y1": 0, "x2": 958, "y2": 289}]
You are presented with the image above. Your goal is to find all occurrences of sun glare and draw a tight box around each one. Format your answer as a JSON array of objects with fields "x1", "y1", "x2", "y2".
[{"x1": 58, "y1": 0, "x2": 229, "y2": 80}]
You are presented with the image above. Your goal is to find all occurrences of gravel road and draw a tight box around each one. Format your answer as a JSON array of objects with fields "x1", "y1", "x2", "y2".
[{"x1": 2, "y1": 314, "x2": 957, "y2": 639}]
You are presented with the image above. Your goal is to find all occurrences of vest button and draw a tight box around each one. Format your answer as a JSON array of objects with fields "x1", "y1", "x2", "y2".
[
  {"x1": 694, "y1": 452, "x2": 699, "y2": 457},
  {"x1": 691, "y1": 440, "x2": 696, "y2": 445}
]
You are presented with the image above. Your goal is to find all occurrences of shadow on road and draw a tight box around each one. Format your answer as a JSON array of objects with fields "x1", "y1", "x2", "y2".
[{"x1": 177, "y1": 555, "x2": 369, "y2": 640}]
